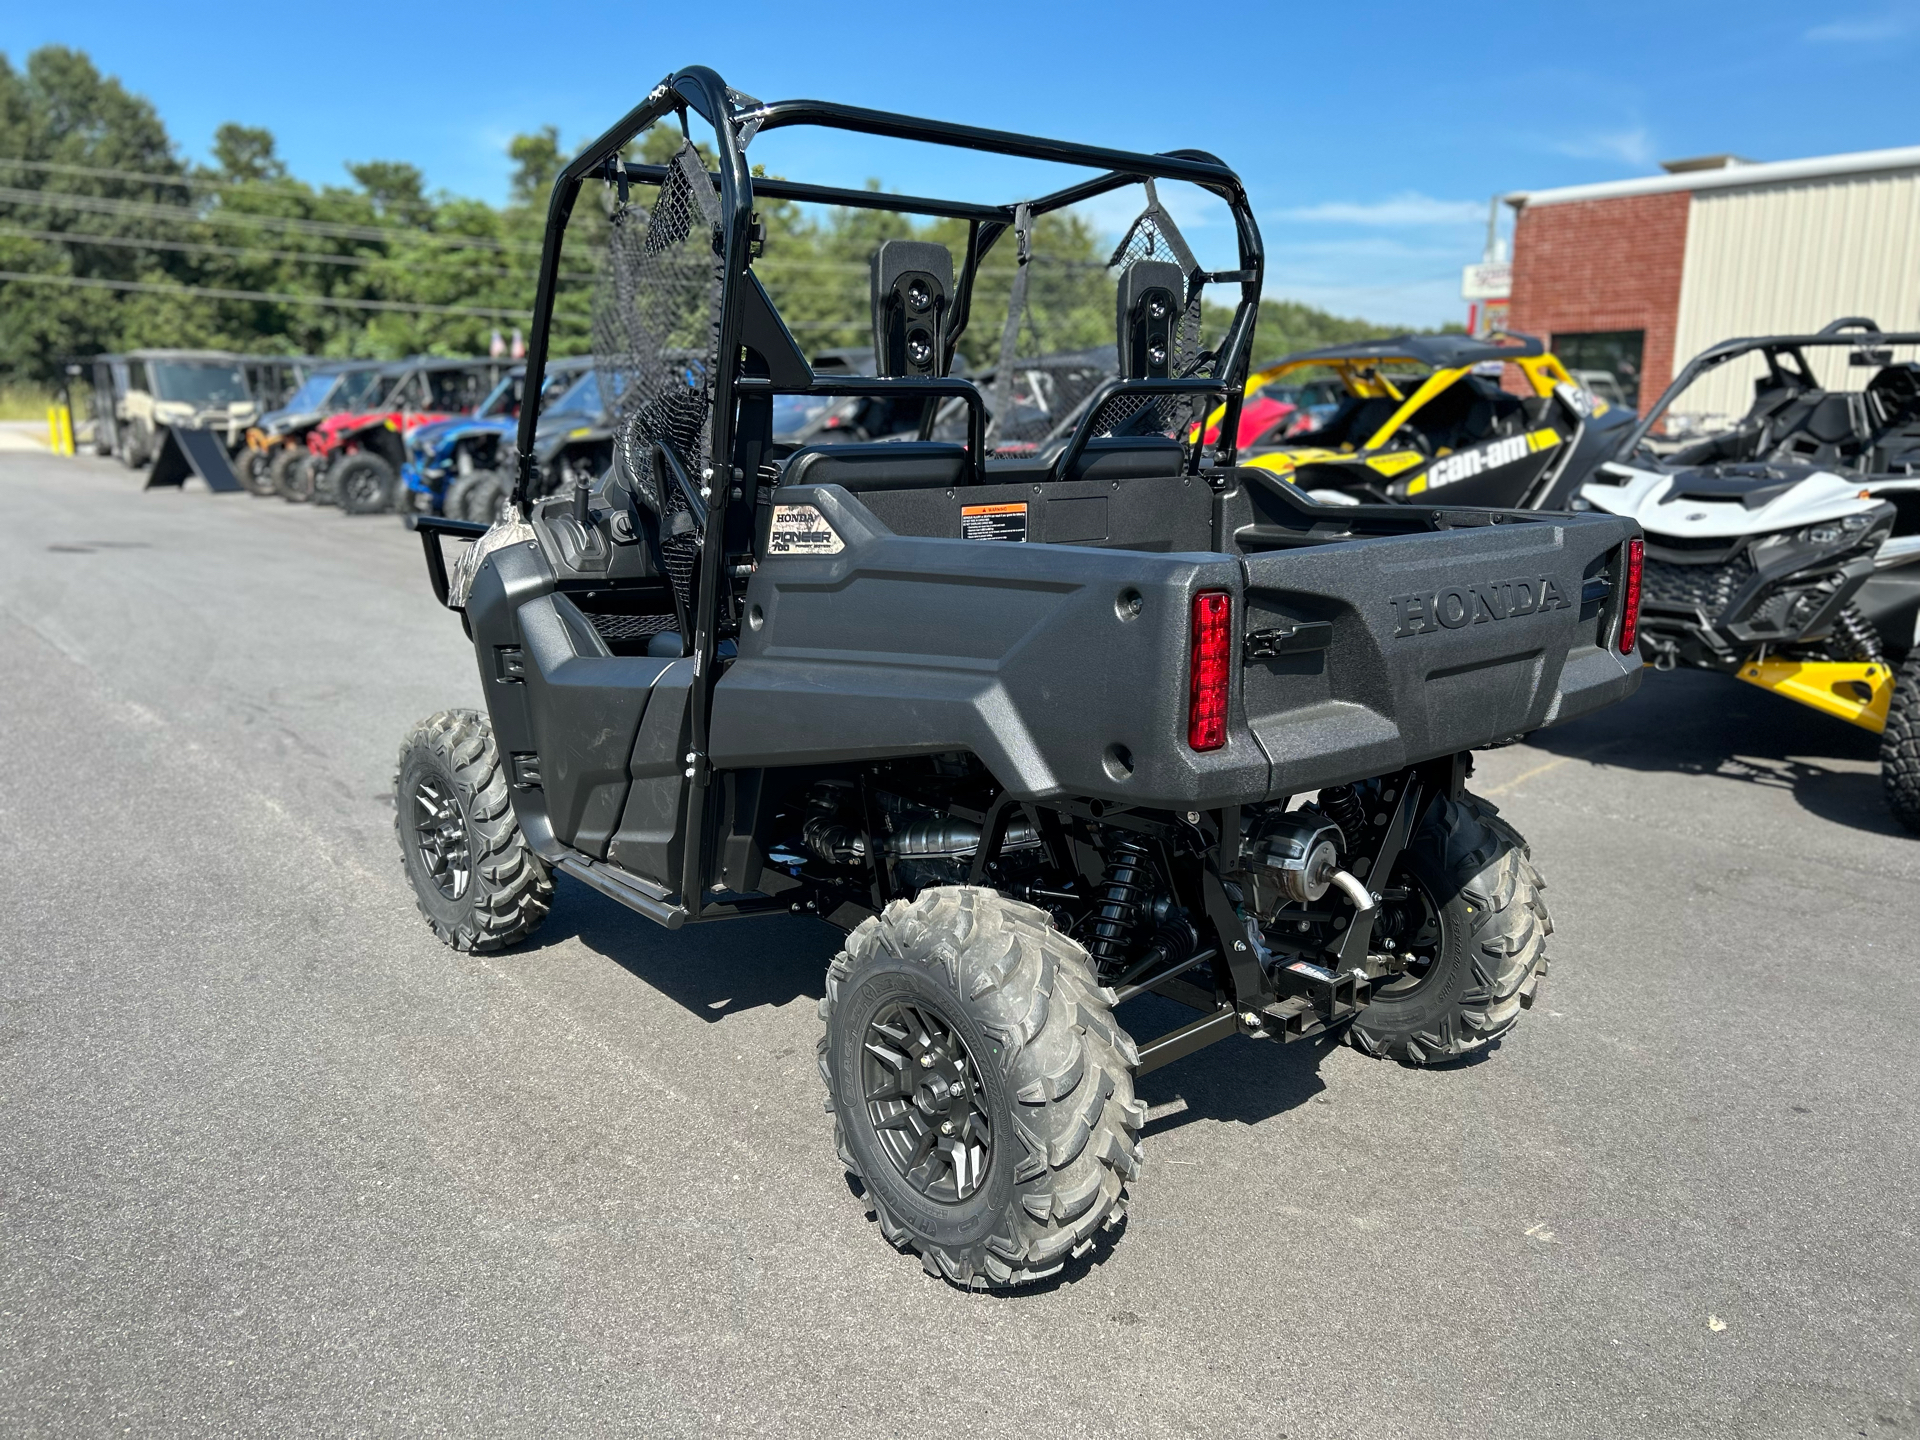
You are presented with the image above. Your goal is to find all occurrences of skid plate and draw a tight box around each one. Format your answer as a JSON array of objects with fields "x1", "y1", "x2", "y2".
[{"x1": 1735, "y1": 657, "x2": 1892, "y2": 734}]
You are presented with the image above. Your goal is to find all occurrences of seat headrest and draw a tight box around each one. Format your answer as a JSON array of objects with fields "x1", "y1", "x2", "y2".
[
  {"x1": 871, "y1": 242, "x2": 953, "y2": 379},
  {"x1": 782, "y1": 441, "x2": 969, "y2": 492},
  {"x1": 985, "y1": 435, "x2": 1187, "y2": 485}
]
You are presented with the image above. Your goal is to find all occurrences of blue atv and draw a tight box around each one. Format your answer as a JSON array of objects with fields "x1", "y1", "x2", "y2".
[
  {"x1": 422, "y1": 363, "x2": 618, "y2": 522},
  {"x1": 399, "y1": 358, "x2": 592, "y2": 515}
]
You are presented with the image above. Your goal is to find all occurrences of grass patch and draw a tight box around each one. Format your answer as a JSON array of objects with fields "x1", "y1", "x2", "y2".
[
  {"x1": 0, "y1": 383, "x2": 53, "y2": 421},
  {"x1": 0, "y1": 384, "x2": 93, "y2": 424}
]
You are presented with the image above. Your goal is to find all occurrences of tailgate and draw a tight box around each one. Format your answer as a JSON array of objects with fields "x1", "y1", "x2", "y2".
[{"x1": 1237, "y1": 513, "x2": 1640, "y2": 793}]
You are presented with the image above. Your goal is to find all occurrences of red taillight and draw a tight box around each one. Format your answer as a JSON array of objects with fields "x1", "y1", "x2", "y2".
[
  {"x1": 1619, "y1": 537, "x2": 1644, "y2": 654},
  {"x1": 1188, "y1": 590, "x2": 1231, "y2": 751}
]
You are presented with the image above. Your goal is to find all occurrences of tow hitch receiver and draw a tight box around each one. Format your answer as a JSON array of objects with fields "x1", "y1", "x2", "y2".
[{"x1": 1270, "y1": 959, "x2": 1368, "y2": 1028}]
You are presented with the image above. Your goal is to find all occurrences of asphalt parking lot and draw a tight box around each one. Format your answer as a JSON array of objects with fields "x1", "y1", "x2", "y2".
[{"x1": 3, "y1": 451, "x2": 1916, "y2": 1439}]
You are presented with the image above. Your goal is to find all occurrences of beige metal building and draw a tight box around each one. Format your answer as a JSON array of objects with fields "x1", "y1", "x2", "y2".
[{"x1": 1505, "y1": 145, "x2": 1920, "y2": 420}]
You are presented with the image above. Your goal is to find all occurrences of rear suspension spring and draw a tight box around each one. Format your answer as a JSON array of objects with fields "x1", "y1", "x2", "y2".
[
  {"x1": 1085, "y1": 838, "x2": 1154, "y2": 980},
  {"x1": 1318, "y1": 784, "x2": 1367, "y2": 850}
]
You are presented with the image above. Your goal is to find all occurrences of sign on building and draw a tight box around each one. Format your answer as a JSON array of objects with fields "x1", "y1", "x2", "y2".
[{"x1": 1461, "y1": 262, "x2": 1512, "y2": 301}]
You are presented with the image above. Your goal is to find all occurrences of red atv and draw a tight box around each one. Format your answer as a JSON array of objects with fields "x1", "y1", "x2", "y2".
[{"x1": 300, "y1": 358, "x2": 507, "y2": 514}]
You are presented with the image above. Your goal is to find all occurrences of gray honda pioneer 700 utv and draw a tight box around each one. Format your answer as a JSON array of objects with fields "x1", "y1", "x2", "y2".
[{"x1": 395, "y1": 69, "x2": 1645, "y2": 1289}]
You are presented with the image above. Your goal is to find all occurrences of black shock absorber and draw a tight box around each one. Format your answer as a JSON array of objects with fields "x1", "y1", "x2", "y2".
[
  {"x1": 1318, "y1": 784, "x2": 1367, "y2": 851},
  {"x1": 1084, "y1": 837, "x2": 1154, "y2": 980},
  {"x1": 1834, "y1": 604, "x2": 1886, "y2": 664}
]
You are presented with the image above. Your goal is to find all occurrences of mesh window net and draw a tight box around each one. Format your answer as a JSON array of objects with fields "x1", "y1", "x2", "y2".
[
  {"x1": 970, "y1": 183, "x2": 1210, "y2": 455},
  {"x1": 591, "y1": 142, "x2": 725, "y2": 622},
  {"x1": 588, "y1": 159, "x2": 1214, "y2": 508}
]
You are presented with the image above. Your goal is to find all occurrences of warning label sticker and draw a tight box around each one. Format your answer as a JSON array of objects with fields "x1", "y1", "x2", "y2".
[
  {"x1": 960, "y1": 501, "x2": 1027, "y2": 542},
  {"x1": 767, "y1": 503, "x2": 844, "y2": 557}
]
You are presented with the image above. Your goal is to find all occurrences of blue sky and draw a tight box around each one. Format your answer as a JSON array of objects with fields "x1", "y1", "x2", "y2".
[{"x1": 8, "y1": 1, "x2": 1920, "y2": 327}]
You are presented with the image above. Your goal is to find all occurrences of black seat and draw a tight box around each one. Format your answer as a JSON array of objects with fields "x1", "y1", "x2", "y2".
[
  {"x1": 1802, "y1": 394, "x2": 1863, "y2": 445},
  {"x1": 1757, "y1": 392, "x2": 1867, "y2": 463},
  {"x1": 986, "y1": 435, "x2": 1186, "y2": 484},
  {"x1": 782, "y1": 441, "x2": 968, "y2": 491},
  {"x1": 1292, "y1": 395, "x2": 1404, "y2": 450}
]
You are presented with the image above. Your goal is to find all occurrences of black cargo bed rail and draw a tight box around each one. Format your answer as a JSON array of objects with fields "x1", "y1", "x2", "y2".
[{"x1": 1231, "y1": 466, "x2": 1572, "y2": 552}]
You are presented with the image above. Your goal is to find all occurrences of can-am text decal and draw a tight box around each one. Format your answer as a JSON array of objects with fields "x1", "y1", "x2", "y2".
[{"x1": 1423, "y1": 434, "x2": 1536, "y2": 490}]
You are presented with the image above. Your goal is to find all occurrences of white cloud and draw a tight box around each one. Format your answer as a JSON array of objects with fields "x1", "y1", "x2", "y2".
[
  {"x1": 1806, "y1": 9, "x2": 1916, "y2": 42},
  {"x1": 1277, "y1": 192, "x2": 1487, "y2": 227},
  {"x1": 1553, "y1": 126, "x2": 1657, "y2": 168}
]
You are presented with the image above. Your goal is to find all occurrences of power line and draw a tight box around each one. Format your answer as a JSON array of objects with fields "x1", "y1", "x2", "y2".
[
  {"x1": 0, "y1": 183, "x2": 565, "y2": 255},
  {"x1": 0, "y1": 221, "x2": 599, "y2": 281},
  {"x1": 2, "y1": 154, "x2": 340, "y2": 196},
  {"x1": 0, "y1": 269, "x2": 527, "y2": 319},
  {"x1": 0, "y1": 153, "x2": 629, "y2": 208}
]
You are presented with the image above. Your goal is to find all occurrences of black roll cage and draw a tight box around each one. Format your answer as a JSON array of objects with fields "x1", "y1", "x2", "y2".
[
  {"x1": 504, "y1": 66, "x2": 1265, "y2": 928},
  {"x1": 510, "y1": 65, "x2": 1266, "y2": 499},
  {"x1": 1624, "y1": 317, "x2": 1920, "y2": 454}
]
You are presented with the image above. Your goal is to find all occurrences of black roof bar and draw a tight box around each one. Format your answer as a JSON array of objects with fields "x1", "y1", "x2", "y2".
[
  {"x1": 516, "y1": 65, "x2": 1267, "y2": 504},
  {"x1": 618, "y1": 162, "x2": 1013, "y2": 225},
  {"x1": 748, "y1": 99, "x2": 1246, "y2": 196}
]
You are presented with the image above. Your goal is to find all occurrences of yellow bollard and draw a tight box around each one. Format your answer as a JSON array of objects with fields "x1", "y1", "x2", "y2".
[{"x1": 44, "y1": 404, "x2": 75, "y2": 457}]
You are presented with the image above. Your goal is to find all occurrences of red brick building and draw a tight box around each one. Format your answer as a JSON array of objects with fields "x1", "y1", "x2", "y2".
[
  {"x1": 1508, "y1": 190, "x2": 1690, "y2": 408},
  {"x1": 1501, "y1": 146, "x2": 1920, "y2": 414}
]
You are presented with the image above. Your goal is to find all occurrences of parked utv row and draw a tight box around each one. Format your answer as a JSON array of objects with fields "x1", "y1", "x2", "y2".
[{"x1": 88, "y1": 347, "x2": 521, "y2": 512}]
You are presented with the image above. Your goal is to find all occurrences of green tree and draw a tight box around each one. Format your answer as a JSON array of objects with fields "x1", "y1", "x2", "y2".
[
  {"x1": 0, "y1": 46, "x2": 187, "y2": 380},
  {"x1": 0, "y1": 48, "x2": 1429, "y2": 392},
  {"x1": 509, "y1": 126, "x2": 562, "y2": 207},
  {"x1": 1242, "y1": 297, "x2": 1403, "y2": 368},
  {"x1": 346, "y1": 160, "x2": 429, "y2": 225},
  {"x1": 211, "y1": 123, "x2": 284, "y2": 181}
]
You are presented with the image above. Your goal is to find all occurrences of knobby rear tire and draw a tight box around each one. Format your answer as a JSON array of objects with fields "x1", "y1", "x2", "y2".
[
  {"x1": 393, "y1": 709, "x2": 552, "y2": 953},
  {"x1": 441, "y1": 473, "x2": 481, "y2": 520},
  {"x1": 117, "y1": 422, "x2": 149, "y2": 469},
  {"x1": 238, "y1": 447, "x2": 276, "y2": 496},
  {"x1": 336, "y1": 453, "x2": 398, "y2": 515},
  {"x1": 280, "y1": 452, "x2": 319, "y2": 503},
  {"x1": 1881, "y1": 653, "x2": 1920, "y2": 834},
  {"x1": 312, "y1": 456, "x2": 342, "y2": 507},
  {"x1": 819, "y1": 886, "x2": 1145, "y2": 1289},
  {"x1": 460, "y1": 471, "x2": 509, "y2": 524},
  {"x1": 1346, "y1": 792, "x2": 1552, "y2": 1065}
]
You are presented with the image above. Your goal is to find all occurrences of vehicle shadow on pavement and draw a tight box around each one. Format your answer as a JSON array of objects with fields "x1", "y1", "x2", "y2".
[
  {"x1": 1122, "y1": 992, "x2": 1336, "y2": 1135},
  {"x1": 1523, "y1": 666, "x2": 1906, "y2": 837},
  {"x1": 527, "y1": 879, "x2": 840, "y2": 1019}
]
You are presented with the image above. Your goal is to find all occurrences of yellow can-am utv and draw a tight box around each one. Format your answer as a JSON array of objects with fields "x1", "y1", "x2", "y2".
[{"x1": 1209, "y1": 332, "x2": 1636, "y2": 511}]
